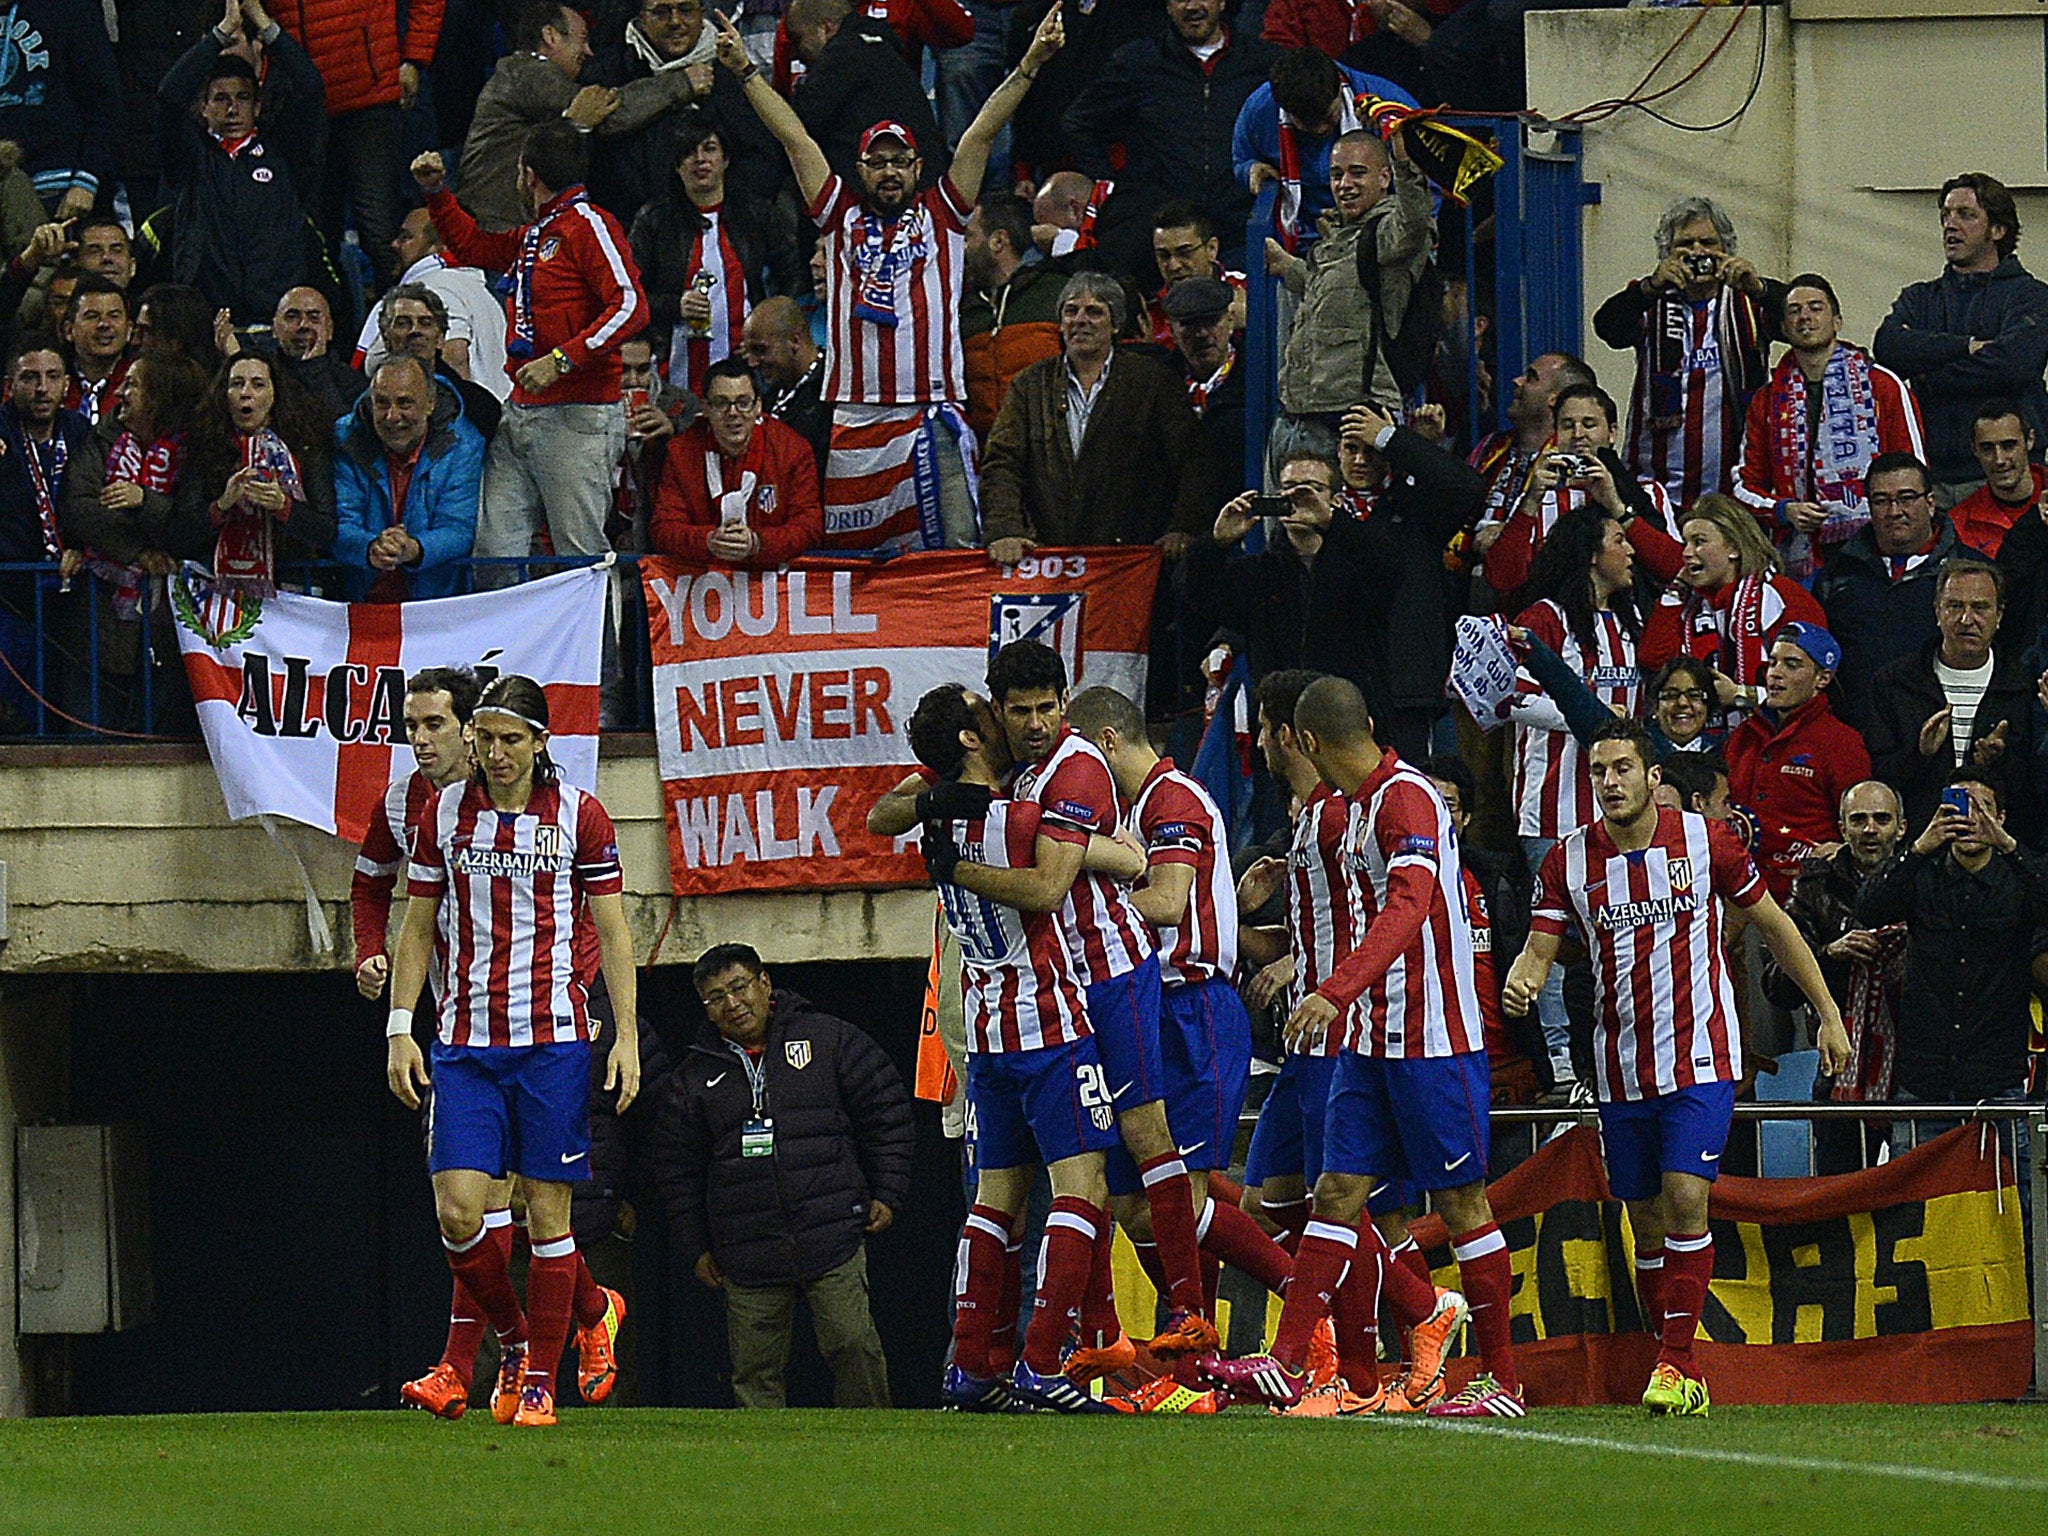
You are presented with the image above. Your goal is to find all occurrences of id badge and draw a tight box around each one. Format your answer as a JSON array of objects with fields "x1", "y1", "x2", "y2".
[{"x1": 741, "y1": 1116, "x2": 775, "y2": 1158}]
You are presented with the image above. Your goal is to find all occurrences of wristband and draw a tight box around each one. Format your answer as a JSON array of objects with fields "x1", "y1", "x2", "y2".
[
  {"x1": 550, "y1": 346, "x2": 573, "y2": 373},
  {"x1": 1018, "y1": 65, "x2": 1038, "y2": 81},
  {"x1": 737, "y1": 63, "x2": 760, "y2": 83},
  {"x1": 386, "y1": 1008, "x2": 415, "y2": 1039}
]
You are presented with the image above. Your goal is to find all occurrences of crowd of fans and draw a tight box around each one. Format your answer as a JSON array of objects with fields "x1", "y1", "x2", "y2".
[{"x1": 0, "y1": 0, "x2": 2041, "y2": 1123}]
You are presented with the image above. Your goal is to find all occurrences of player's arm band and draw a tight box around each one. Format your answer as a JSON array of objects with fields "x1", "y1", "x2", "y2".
[{"x1": 386, "y1": 1008, "x2": 415, "y2": 1039}]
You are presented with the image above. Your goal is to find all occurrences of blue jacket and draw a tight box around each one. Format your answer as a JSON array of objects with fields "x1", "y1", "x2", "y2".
[
  {"x1": 332, "y1": 380, "x2": 484, "y2": 601},
  {"x1": 1231, "y1": 65, "x2": 1416, "y2": 242}
]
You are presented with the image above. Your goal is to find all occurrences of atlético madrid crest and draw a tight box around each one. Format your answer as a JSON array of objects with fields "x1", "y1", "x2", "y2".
[
  {"x1": 785, "y1": 1039, "x2": 812, "y2": 1070},
  {"x1": 171, "y1": 572, "x2": 261, "y2": 650},
  {"x1": 988, "y1": 591, "x2": 1085, "y2": 683}
]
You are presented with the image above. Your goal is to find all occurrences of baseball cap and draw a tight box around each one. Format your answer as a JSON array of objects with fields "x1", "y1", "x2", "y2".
[
  {"x1": 859, "y1": 121, "x2": 918, "y2": 156},
  {"x1": 1161, "y1": 276, "x2": 1234, "y2": 324},
  {"x1": 1773, "y1": 621, "x2": 1842, "y2": 674}
]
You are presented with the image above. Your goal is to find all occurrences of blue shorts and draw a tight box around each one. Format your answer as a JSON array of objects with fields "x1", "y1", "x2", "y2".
[
  {"x1": 1323, "y1": 1051, "x2": 1492, "y2": 1192},
  {"x1": 1369, "y1": 1178, "x2": 1420, "y2": 1216},
  {"x1": 1244, "y1": 1052, "x2": 1337, "y2": 1189},
  {"x1": 1086, "y1": 956, "x2": 1165, "y2": 1116},
  {"x1": 1597, "y1": 1081, "x2": 1737, "y2": 1203},
  {"x1": 428, "y1": 1039, "x2": 593, "y2": 1184},
  {"x1": 967, "y1": 1036, "x2": 1122, "y2": 1173},
  {"x1": 1106, "y1": 976, "x2": 1253, "y2": 1195}
]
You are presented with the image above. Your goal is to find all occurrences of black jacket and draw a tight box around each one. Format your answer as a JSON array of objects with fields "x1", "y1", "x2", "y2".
[
  {"x1": 794, "y1": 17, "x2": 945, "y2": 193},
  {"x1": 281, "y1": 349, "x2": 366, "y2": 426},
  {"x1": 1813, "y1": 513, "x2": 1988, "y2": 731},
  {"x1": 651, "y1": 990, "x2": 914, "y2": 1287},
  {"x1": 587, "y1": 36, "x2": 791, "y2": 217},
  {"x1": 157, "y1": 27, "x2": 326, "y2": 322},
  {"x1": 574, "y1": 1012, "x2": 676, "y2": 1246},
  {"x1": 0, "y1": 403, "x2": 90, "y2": 562},
  {"x1": 166, "y1": 430, "x2": 338, "y2": 567},
  {"x1": 627, "y1": 180, "x2": 801, "y2": 360},
  {"x1": 0, "y1": 0, "x2": 124, "y2": 199},
  {"x1": 1996, "y1": 505, "x2": 2048, "y2": 658},
  {"x1": 1874, "y1": 256, "x2": 2048, "y2": 485},
  {"x1": 767, "y1": 353, "x2": 831, "y2": 480},
  {"x1": 1765, "y1": 844, "x2": 1883, "y2": 1012},
  {"x1": 1063, "y1": 29, "x2": 1276, "y2": 242},
  {"x1": 1864, "y1": 639, "x2": 2039, "y2": 840},
  {"x1": 1856, "y1": 844, "x2": 2048, "y2": 1101}
]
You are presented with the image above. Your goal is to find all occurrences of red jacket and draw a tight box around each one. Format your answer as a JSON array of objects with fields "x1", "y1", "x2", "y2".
[
  {"x1": 1949, "y1": 463, "x2": 2047, "y2": 558},
  {"x1": 1630, "y1": 516, "x2": 1828, "y2": 687},
  {"x1": 1261, "y1": 0, "x2": 1467, "y2": 56},
  {"x1": 649, "y1": 417, "x2": 824, "y2": 565},
  {"x1": 273, "y1": 0, "x2": 446, "y2": 116},
  {"x1": 429, "y1": 187, "x2": 643, "y2": 407},
  {"x1": 1724, "y1": 693, "x2": 1872, "y2": 899}
]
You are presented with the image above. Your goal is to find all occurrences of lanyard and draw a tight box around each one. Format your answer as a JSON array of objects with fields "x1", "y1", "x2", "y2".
[{"x1": 728, "y1": 1039, "x2": 769, "y2": 1117}]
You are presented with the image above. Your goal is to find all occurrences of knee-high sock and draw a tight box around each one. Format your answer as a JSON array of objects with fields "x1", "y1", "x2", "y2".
[
  {"x1": 444, "y1": 1218, "x2": 526, "y2": 1347},
  {"x1": 1023, "y1": 1197, "x2": 1102, "y2": 1374},
  {"x1": 522, "y1": 1235, "x2": 579, "y2": 1395},
  {"x1": 1658, "y1": 1231, "x2": 1713, "y2": 1377},
  {"x1": 1131, "y1": 1238, "x2": 1168, "y2": 1301},
  {"x1": 1391, "y1": 1235, "x2": 1434, "y2": 1293},
  {"x1": 1078, "y1": 1210, "x2": 1121, "y2": 1349},
  {"x1": 440, "y1": 1207, "x2": 512, "y2": 1384},
  {"x1": 1380, "y1": 1233, "x2": 1438, "y2": 1331},
  {"x1": 1452, "y1": 1222, "x2": 1519, "y2": 1394},
  {"x1": 1635, "y1": 1241, "x2": 1667, "y2": 1333},
  {"x1": 1199, "y1": 1196, "x2": 1294, "y2": 1296},
  {"x1": 1138, "y1": 1154, "x2": 1207, "y2": 1316},
  {"x1": 1331, "y1": 1226, "x2": 1384, "y2": 1393},
  {"x1": 953, "y1": 1205, "x2": 1012, "y2": 1378},
  {"x1": 990, "y1": 1232, "x2": 1024, "y2": 1374},
  {"x1": 1261, "y1": 1195, "x2": 1311, "y2": 1247},
  {"x1": 1267, "y1": 1219, "x2": 1358, "y2": 1374},
  {"x1": 573, "y1": 1251, "x2": 610, "y2": 1331}
]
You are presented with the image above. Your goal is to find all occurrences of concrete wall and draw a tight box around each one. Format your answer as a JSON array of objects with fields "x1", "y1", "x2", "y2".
[
  {"x1": 1527, "y1": 5, "x2": 2048, "y2": 373},
  {"x1": 0, "y1": 976, "x2": 72, "y2": 1416},
  {"x1": 0, "y1": 744, "x2": 932, "y2": 973}
]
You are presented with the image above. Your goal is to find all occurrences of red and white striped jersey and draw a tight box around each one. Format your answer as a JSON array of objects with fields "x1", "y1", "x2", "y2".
[
  {"x1": 667, "y1": 206, "x2": 750, "y2": 395},
  {"x1": 1334, "y1": 752, "x2": 1484, "y2": 1059},
  {"x1": 407, "y1": 779, "x2": 623, "y2": 1049},
  {"x1": 351, "y1": 768, "x2": 440, "y2": 967},
  {"x1": 1011, "y1": 727, "x2": 1153, "y2": 986},
  {"x1": 1510, "y1": 598, "x2": 1640, "y2": 839},
  {"x1": 1286, "y1": 785, "x2": 1360, "y2": 1060},
  {"x1": 1531, "y1": 807, "x2": 1763, "y2": 1102},
  {"x1": 1127, "y1": 757, "x2": 1237, "y2": 987},
  {"x1": 937, "y1": 798, "x2": 1091, "y2": 1053},
  {"x1": 1461, "y1": 867, "x2": 1513, "y2": 1065},
  {"x1": 810, "y1": 174, "x2": 970, "y2": 407},
  {"x1": 1625, "y1": 297, "x2": 1739, "y2": 507}
]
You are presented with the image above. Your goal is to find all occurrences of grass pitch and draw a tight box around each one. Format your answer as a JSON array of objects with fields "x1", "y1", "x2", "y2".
[{"x1": 3, "y1": 1404, "x2": 2046, "y2": 1535}]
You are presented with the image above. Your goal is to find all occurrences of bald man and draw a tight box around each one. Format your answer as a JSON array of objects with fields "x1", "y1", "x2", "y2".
[
  {"x1": 1031, "y1": 170, "x2": 1096, "y2": 257},
  {"x1": 742, "y1": 296, "x2": 828, "y2": 475},
  {"x1": 272, "y1": 284, "x2": 367, "y2": 420}
]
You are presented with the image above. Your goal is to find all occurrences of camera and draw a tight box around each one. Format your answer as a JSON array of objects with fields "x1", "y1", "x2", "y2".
[
  {"x1": 1554, "y1": 453, "x2": 1602, "y2": 481},
  {"x1": 1251, "y1": 494, "x2": 1292, "y2": 520},
  {"x1": 1684, "y1": 252, "x2": 1719, "y2": 279}
]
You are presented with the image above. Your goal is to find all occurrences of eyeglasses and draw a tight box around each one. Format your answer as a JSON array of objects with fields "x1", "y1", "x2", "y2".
[
  {"x1": 1658, "y1": 688, "x2": 1709, "y2": 706},
  {"x1": 700, "y1": 976, "x2": 762, "y2": 1009},
  {"x1": 860, "y1": 154, "x2": 918, "y2": 172},
  {"x1": 706, "y1": 396, "x2": 759, "y2": 414},
  {"x1": 1867, "y1": 491, "x2": 1931, "y2": 511}
]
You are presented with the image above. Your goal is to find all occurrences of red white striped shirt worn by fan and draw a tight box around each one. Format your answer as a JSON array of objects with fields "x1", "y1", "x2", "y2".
[
  {"x1": 1509, "y1": 599, "x2": 1639, "y2": 841},
  {"x1": 809, "y1": 173, "x2": 971, "y2": 408}
]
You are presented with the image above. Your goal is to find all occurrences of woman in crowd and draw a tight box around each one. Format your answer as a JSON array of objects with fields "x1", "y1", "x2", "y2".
[
  {"x1": 174, "y1": 351, "x2": 336, "y2": 595},
  {"x1": 58, "y1": 349, "x2": 210, "y2": 730}
]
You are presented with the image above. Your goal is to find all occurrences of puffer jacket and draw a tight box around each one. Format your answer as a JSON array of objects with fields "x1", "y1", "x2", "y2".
[
  {"x1": 1278, "y1": 154, "x2": 1431, "y2": 415},
  {"x1": 331, "y1": 376, "x2": 486, "y2": 600},
  {"x1": 651, "y1": 990, "x2": 914, "y2": 1288},
  {"x1": 271, "y1": 0, "x2": 447, "y2": 117}
]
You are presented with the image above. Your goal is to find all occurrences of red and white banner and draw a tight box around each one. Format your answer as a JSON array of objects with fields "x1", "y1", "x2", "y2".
[
  {"x1": 642, "y1": 549, "x2": 1161, "y2": 894},
  {"x1": 173, "y1": 566, "x2": 607, "y2": 842}
]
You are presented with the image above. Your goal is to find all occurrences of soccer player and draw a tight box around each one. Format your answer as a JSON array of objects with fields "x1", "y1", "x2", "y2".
[
  {"x1": 908, "y1": 684, "x2": 1125, "y2": 1413},
  {"x1": 385, "y1": 675, "x2": 641, "y2": 1428},
  {"x1": 1206, "y1": 677, "x2": 1522, "y2": 1417},
  {"x1": 1504, "y1": 717, "x2": 1850, "y2": 1417}
]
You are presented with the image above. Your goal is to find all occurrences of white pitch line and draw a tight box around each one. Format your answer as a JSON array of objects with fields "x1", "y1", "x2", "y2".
[{"x1": 1366, "y1": 1416, "x2": 2048, "y2": 1492}]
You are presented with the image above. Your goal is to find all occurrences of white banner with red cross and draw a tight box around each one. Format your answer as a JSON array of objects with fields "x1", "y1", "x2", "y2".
[
  {"x1": 641, "y1": 549, "x2": 1161, "y2": 895},
  {"x1": 172, "y1": 565, "x2": 607, "y2": 842}
]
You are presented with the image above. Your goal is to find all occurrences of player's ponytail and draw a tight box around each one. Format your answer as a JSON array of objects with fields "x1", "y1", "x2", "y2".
[{"x1": 474, "y1": 674, "x2": 558, "y2": 784}]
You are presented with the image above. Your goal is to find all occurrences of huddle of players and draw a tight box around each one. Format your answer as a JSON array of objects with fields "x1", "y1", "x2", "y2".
[
  {"x1": 899, "y1": 646, "x2": 1847, "y2": 1419},
  {"x1": 352, "y1": 665, "x2": 642, "y2": 1428}
]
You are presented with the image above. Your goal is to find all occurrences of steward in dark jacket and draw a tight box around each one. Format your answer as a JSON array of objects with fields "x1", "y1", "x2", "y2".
[
  {"x1": 1865, "y1": 638, "x2": 2040, "y2": 842},
  {"x1": 653, "y1": 988, "x2": 914, "y2": 1289},
  {"x1": 156, "y1": 25, "x2": 326, "y2": 323},
  {"x1": 1814, "y1": 512, "x2": 1986, "y2": 731}
]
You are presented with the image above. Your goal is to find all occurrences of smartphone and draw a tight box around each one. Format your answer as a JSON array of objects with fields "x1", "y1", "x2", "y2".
[
  {"x1": 1252, "y1": 495, "x2": 1290, "y2": 520},
  {"x1": 1941, "y1": 786, "x2": 1972, "y2": 819}
]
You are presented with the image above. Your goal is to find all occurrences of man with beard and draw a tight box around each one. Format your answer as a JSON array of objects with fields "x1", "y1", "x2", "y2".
[
  {"x1": 960, "y1": 193, "x2": 1062, "y2": 440},
  {"x1": 714, "y1": 4, "x2": 1063, "y2": 553}
]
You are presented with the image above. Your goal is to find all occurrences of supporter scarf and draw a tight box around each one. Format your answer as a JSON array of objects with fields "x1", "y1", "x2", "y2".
[
  {"x1": 1074, "y1": 179, "x2": 1114, "y2": 251},
  {"x1": 213, "y1": 428, "x2": 305, "y2": 598},
  {"x1": 1646, "y1": 284, "x2": 1768, "y2": 428},
  {"x1": 1188, "y1": 344, "x2": 1236, "y2": 416},
  {"x1": 1669, "y1": 571, "x2": 1774, "y2": 692},
  {"x1": 20, "y1": 429, "x2": 65, "y2": 558},
  {"x1": 1834, "y1": 922, "x2": 1907, "y2": 1103},
  {"x1": 703, "y1": 449, "x2": 759, "y2": 526},
  {"x1": 1767, "y1": 345, "x2": 1881, "y2": 580},
  {"x1": 1274, "y1": 93, "x2": 1359, "y2": 252},
  {"x1": 509, "y1": 189, "x2": 589, "y2": 359},
  {"x1": 850, "y1": 202, "x2": 931, "y2": 330},
  {"x1": 97, "y1": 429, "x2": 184, "y2": 620}
]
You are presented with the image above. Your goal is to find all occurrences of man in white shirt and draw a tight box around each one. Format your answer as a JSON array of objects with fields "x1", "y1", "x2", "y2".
[{"x1": 356, "y1": 206, "x2": 512, "y2": 400}]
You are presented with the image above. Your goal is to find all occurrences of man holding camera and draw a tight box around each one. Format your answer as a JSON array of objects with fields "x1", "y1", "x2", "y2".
[{"x1": 1594, "y1": 197, "x2": 1788, "y2": 508}]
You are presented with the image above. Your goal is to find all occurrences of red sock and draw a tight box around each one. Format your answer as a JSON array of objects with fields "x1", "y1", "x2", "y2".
[
  {"x1": 1199, "y1": 1196, "x2": 1293, "y2": 1296},
  {"x1": 1452, "y1": 1222, "x2": 1519, "y2": 1394},
  {"x1": 1392, "y1": 1235, "x2": 1433, "y2": 1292},
  {"x1": 1079, "y1": 1210, "x2": 1121, "y2": 1349},
  {"x1": 443, "y1": 1221, "x2": 527, "y2": 1346},
  {"x1": 1658, "y1": 1232, "x2": 1713, "y2": 1377},
  {"x1": 990, "y1": 1236, "x2": 1023, "y2": 1375},
  {"x1": 438, "y1": 1209, "x2": 510, "y2": 1385},
  {"x1": 1201, "y1": 1250, "x2": 1221, "y2": 1316},
  {"x1": 1023, "y1": 1197, "x2": 1101, "y2": 1374},
  {"x1": 522, "y1": 1236, "x2": 579, "y2": 1396},
  {"x1": 1331, "y1": 1236, "x2": 1382, "y2": 1393},
  {"x1": 1268, "y1": 1220, "x2": 1357, "y2": 1374},
  {"x1": 1207, "y1": 1170, "x2": 1246, "y2": 1209},
  {"x1": 954, "y1": 1205, "x2": 1012, "y2": 1378},
  {"x1": 1635, "y1": 1242, "x2": 1667, "y2": 1333},
  {"x1": 572, "y1": 1252, "x2": 609, "y2": 1331},
  {"x1": 1262, "y1": 1196, "x2": 1311, "y2": 1245},
  {"x1": 1380, "y1": 1233, "x2": 1437, "y2": 1331},
  {"x1": 1138, "y1": 1155, "x2": 1207, "y2": 1316},
  {"x1": 1132, "y1": 1239, "x2": 1168, "y2": 1300}
]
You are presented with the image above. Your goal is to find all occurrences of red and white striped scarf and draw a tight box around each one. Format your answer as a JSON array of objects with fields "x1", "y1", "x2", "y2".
[
  {"x1": 1274, "y1": 94, "x2": 1361, "y2": 252},
  {"x1": 214, "y1": 428, "x2": 305, "y2": 597}
]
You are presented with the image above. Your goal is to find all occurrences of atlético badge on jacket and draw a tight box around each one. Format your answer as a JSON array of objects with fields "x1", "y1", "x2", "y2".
[{"x1": 786, "y1": 1039, "x2": 812, "y2": 1070}]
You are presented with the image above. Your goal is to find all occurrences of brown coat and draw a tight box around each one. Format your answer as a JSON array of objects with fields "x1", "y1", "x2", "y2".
[{"x1": 978, "y1": 346, "x2": 1217, "y2": 547}]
